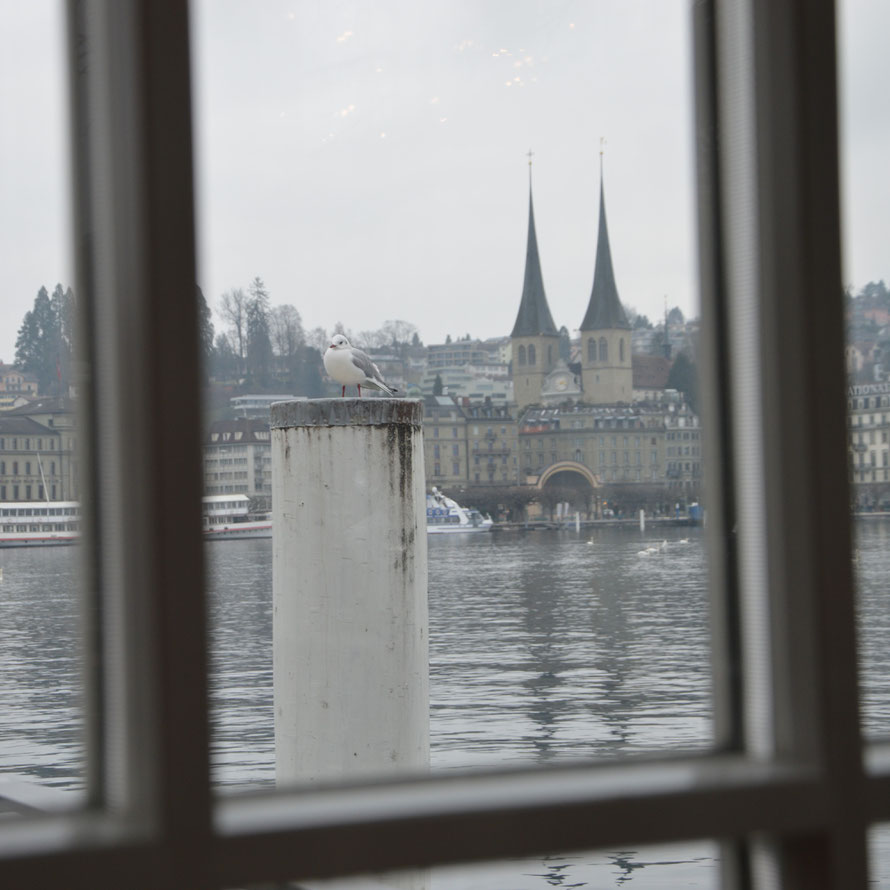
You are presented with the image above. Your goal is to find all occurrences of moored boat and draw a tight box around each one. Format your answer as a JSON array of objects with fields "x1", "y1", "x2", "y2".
[
  {"x1": 0, "y1": 501, "x2": 80, "y2": 547},
  {"x1": 0, "y1": 495, "x2": 273, "y2": 548},
  {"x1": 426, "y1": 487, "x2": 493, "y2": 534},
  {"x1": 202, "y1": 494, "x2": 272, "y2": 540}
]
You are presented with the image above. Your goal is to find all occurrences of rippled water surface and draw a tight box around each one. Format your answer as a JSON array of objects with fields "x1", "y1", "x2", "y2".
[{"x1": 2, "y1": 522, "x2": 890, "y2": 887}]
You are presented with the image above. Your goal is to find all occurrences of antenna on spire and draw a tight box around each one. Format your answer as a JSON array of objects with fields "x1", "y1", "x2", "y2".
[{"x1": 527, "y1": 148, "x2": 535, "y2": 166}]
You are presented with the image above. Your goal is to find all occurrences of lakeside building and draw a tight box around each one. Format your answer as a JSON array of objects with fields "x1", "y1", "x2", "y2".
[
  {"x1": 0, "y1": 363, "x2": 39, "y2": 399},
  {"x1": 0, "y1": 397, "x2": 79, "y2": 502},
  {"x1": 422, "y1": 396, "x2": 519, "y2": 487},
  {"x1": 203, "y1": 417, "x2": 272, "y2": 503},
  {"x1": 498, "y1": 164, "x2": 702, "y2": 508},
  {"x1": 847, "y1": 382, "x2": 890, "y2": 508},
  {"x1": 230, "y1": 394, "x2": 297, "y2": 417}
]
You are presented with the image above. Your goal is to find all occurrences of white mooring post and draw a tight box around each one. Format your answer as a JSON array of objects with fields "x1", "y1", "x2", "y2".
[{"x1": 271, "y1": 398, "x2": 429, "y2": 787}]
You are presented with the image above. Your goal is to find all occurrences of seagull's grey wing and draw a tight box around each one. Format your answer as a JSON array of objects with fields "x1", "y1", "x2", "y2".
[{"x1": 348, "y1": 347, "x2": 382, "y2": 381}]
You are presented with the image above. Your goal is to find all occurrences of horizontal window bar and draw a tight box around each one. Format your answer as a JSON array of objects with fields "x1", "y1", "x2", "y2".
[{"x1": 213, "y1": 755, "x2": 827, "y2": 885}]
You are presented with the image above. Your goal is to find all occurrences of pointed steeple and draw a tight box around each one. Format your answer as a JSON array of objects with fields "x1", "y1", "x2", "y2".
[
  {"x1": 580, "y1": 169, "x2": 630, "y2": 331},
  {"x1": 511, "y1": 174, "x2": 558, "y2": 338}
]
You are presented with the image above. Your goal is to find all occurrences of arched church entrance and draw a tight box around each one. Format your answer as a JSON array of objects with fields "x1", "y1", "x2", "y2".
[{"x1": 537, "y1": 462, "x2": 598, "y2": 519}]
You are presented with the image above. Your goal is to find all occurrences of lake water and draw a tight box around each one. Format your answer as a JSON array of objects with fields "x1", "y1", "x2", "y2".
[{"x1": 1, "y1": 523, "x2": 888, "y2": 887}]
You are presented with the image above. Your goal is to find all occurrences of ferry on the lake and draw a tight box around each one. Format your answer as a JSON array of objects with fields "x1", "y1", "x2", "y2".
[
  {"x1": 0, "y1": 501, "x2": 81, "y2": 547},
  {"x1": 0, "y1": 495, "x2": 272, "y2": 547},
  {"x1": 426, "y1": 487, "x2": 493, "y2": 534},
  {"x1": 0, "y1": 490, "x2": 487, "y2": 547},
  {"x1": 202, "y1": 494, "x2": 272, "y2": 541}
]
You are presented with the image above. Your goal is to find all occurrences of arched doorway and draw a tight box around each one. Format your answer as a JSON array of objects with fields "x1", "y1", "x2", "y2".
[{"x1": 537, "y1": 462, "x2": 598, "y2": 519}]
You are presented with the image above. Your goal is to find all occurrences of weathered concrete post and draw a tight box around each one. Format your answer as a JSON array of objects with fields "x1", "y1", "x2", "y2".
[{"x1": 271, "y1": 398, "x2": 429, "y2": 786}]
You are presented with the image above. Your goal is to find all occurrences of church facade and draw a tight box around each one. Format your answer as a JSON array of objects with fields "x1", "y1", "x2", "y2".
[
  {"x1": 423, "y1": 166, "x2": 702, "y2": 512},
  {"x1": 511, "y1": 171, "x2": 633, "y2": 410},
  {"x1": 508, "y1": 168, "x2": 701, "y2": 509}
]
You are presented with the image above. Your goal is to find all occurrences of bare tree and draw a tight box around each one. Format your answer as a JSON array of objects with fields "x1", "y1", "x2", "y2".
[
  {"x1": 380, "y1": 319, "x2": 418, "y2": 346},
  {"x1": 306, "y1": 327, "x2": 329, "y2": 353},
  {"x1": 332, "y1": 320, "x2": 354, "y2": 342},
  {"x1": 219, "y1": 288, "x2": 248, "y2": 373},
  {"x1": 357, "y1": 329, "x2": 389, "y2": 350},
  {"x1": 270, "y1": 304, "x2": 305, "y2": 361}
]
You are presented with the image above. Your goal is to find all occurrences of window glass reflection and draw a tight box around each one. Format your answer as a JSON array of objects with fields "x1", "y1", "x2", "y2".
[
  {"x1": 837, "y1": 0, "x2": 890, "y2": 739},
  {"x1": 0, "y1": 1, "x2": 83, "y2": 804}
]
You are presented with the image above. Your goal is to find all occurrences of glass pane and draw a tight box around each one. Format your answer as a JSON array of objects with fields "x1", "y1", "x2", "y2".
[
  {"x1": 0, "y1": 1, "x2": 84, "y2": 806},
  {"x1": 191, "y1": 1, "x2": 709, "y2": 791},
  {"x1": 871, "y1": 824, "x2": 890, "y2": 890},
  {"x1": 837, "y1": 0, "x2": 890, "y2": 740},
  {"x1": 235, "y1": 842, "x2": 720, "y2": 890}
]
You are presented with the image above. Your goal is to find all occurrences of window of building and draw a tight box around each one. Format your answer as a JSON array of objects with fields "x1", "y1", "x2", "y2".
[
  {"x1": 2, "y1": 4, "x2": 886, "y2": 890},
  {"x1": 518, "y1": 344, "x2": 526, "y2": 365},
  {"x1": 528, "y1": 344, "x2": 536, "y2": 365},
  {"x1": 599, "y1": 337, "x2": 608, "y2": 362}
]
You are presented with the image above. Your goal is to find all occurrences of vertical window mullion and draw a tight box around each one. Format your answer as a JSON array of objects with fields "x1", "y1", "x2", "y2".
[
  {"x1": 715, "y1": 0, "x2": 868, "y2": 886},
  {"x1": 693, "y1": 1, "x2": 748, "y2": 885},
  {"x1": 69, "y1": 1, "x2": 211, "y2": 884}
]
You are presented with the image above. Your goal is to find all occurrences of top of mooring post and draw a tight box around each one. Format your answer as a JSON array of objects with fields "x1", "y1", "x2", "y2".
[{"x1": 271, "y1": 398, "x2": 423, "y2": 430}]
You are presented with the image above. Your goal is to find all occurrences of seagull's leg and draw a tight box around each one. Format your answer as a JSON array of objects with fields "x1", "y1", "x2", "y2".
[
  {"x1": 358, "y1": 384, "x2": 362, "y2": 398},
  {"x1": 341, "y1": 385, "x2": 346, "y2": 397}
]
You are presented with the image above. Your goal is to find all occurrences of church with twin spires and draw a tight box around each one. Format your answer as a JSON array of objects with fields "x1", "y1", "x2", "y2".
[{"x1": 511, "y1": 165, "x2": 633, "y2": 410}]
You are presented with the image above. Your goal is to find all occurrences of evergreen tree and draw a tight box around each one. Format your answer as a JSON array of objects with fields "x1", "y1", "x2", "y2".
[
  {"x1": 433, "y1": 373, "x2": 444, "y2": 396},
  {"x1": 246, "y1": 277, "x2": 273, "y2": 386},
  {"x1": 196, "y1": 285, "x2": 215, "y2": 370},
  {"x1": 667, "y1": 351, "x2": 700, "y2": 414},
  {"x1": 291, "y1": 345, "x2": 325, "y2": 397},
  {"x1": 211, "y1": 333, "x2": 238, "y2": 381},
  {"x1": 15, "y1": 285, "x2": 75, "y2": 395},
  {"x1": 667, "y1": 306, "x2": 685, "y2": 326}
]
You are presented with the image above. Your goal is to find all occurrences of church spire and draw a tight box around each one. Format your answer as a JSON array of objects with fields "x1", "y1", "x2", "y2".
[
  {"x1": 580, "y1": 161, "x2": 630, "y2": 331},
  {"x1": 511, "y1": 160, "x2": 558, "y2": 338}
]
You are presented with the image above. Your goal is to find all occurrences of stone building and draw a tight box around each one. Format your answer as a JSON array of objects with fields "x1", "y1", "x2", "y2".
[
  {"x1": 509, "y1": 178, "x2": 561, "y2": 410},
  {"x1": 203, "y1": 417, "x2": 272, "y2": 502},
  {"x1": 464, "y1": 402, "x2": 518, "y2": 485},
  {"x1": 502, "y1": 163, "x2": 702, "y2": 510},
  {"x1": 847, "y1": 382, "x2": 890, "y2": 505},
  {"x1": 423, "y1": 396, "x2": 468, "y2": 486},
  {"x1": 578, "y1": 174, "x2": 633, "y2": 405},
  {"x1": 422, "y1": 396, "x2": 519, "y2": 488},
  {"x1": 0, "y1": 397, "x2": 79, "y2": 502},
  {"x1": 0, "y1": 364, "x2": 39, "y2": 399}
]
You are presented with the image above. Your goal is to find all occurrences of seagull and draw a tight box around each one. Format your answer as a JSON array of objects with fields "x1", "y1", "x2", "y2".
[{"x1": 323, "y1": 334, "x2": 398, "y2": 397}]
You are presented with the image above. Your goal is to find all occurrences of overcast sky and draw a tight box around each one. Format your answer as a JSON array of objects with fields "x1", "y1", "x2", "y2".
[{"x1": 1, "y1": 1, "x2": 887, "y2": 361}]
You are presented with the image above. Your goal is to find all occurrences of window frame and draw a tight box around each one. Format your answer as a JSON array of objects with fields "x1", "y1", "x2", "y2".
[{"x1": 1, "y1": 1, "x2": 889, "y2": 888}]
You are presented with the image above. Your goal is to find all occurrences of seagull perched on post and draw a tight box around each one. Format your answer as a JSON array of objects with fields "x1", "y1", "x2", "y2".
[{"x1": 324, "y1": 334, "x2": 398, "y2": 397}]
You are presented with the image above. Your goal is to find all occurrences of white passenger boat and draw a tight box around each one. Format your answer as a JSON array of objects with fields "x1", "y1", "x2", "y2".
[
  {"x1": 426, "y1": 487, "x2": 493, "y2": 534},
  {"x1": 202, "y1": 494, "x2": 272, "y2": 541},
  {"x1": 0, "y1": 501, "x2": 81, "y2": 547}
]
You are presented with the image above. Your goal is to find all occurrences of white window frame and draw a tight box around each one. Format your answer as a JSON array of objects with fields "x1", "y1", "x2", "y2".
[{"x1": 1, "y1": 0, "x2": 888, "y2": 888}]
